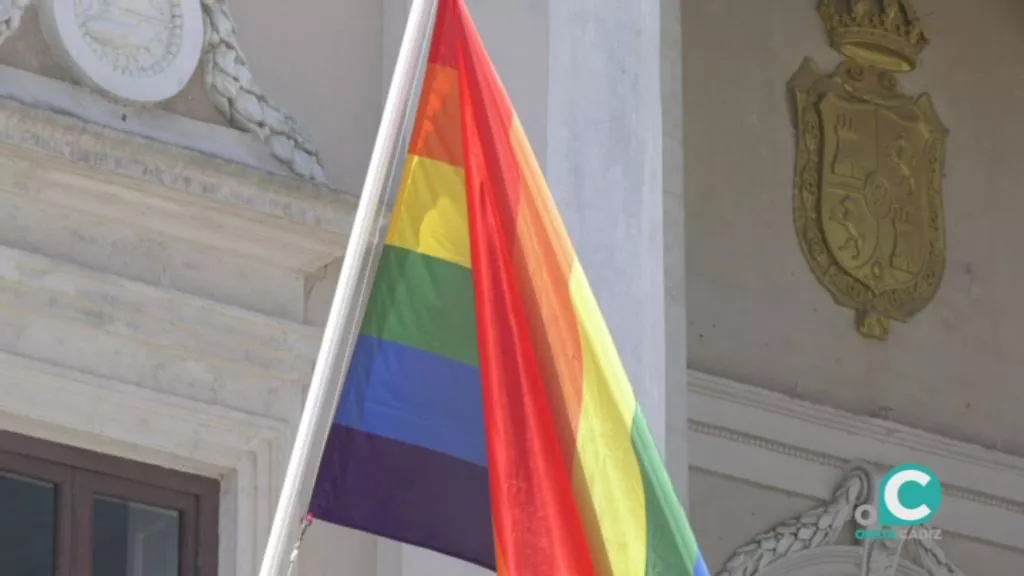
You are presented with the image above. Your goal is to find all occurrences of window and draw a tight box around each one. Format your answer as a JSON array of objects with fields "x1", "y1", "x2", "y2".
[{"x1": 0, "y1": 432, "x2": 218, "y2": 576}]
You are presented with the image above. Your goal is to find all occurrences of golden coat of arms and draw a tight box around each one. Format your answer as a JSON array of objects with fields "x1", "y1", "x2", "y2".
[{"x1": 791, "y1": 0, "x2": 948, "y2": 340}]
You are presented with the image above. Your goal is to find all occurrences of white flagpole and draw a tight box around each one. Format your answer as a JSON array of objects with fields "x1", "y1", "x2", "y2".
[{"x1": 257, "y1": 0, "x2": 440, "y2": 574}]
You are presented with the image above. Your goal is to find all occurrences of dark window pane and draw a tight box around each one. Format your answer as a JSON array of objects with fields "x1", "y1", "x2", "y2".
[
  {"x1": 0, "y1": 472, "x2": 57, "y2": 576},
  {"x1": 93, "y1": 497, "x2": 180, "y2": 576}
]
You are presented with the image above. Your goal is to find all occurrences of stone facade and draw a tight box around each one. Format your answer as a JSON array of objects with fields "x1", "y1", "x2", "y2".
[{"x1": 0, "y1": 1, "x2": 1021, "y2": 575}]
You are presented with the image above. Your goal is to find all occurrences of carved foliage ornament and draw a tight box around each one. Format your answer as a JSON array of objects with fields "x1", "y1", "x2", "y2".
[
  {"x1": 200, "y1": 0, "x2": 326, "y2": 183},
  {"x1": 791, "y1": 0, "x2": 948, "y2": 340},
  {"x1": 717, "y1": 465, "x2": 965, "y2": 576},
  {"x1": 0, "y1": 0, "x2": 31, "y2": 46}
]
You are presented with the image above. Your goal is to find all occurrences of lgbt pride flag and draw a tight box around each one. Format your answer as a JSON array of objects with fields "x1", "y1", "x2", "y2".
[{"x1": 309, "y1": 0, "x2": 709, "y2": 574}]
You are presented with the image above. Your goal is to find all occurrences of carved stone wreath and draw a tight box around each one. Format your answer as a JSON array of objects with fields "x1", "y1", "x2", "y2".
[
  {"x1": 717, "y1": 465, "x2": 965, "y2": 576},
  {"x1": 199, "y1": 0, "x2": 327, "y2": 183}
]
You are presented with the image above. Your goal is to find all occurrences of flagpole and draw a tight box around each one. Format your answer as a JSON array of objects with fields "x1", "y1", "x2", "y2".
[{"x1": 257, "y1": 0, "x2": 440, "y2": 574}]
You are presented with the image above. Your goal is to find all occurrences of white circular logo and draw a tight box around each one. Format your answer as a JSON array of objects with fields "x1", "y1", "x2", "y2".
[{"x1": 40, "y1": 0, "x2": 204, "y2": 103}]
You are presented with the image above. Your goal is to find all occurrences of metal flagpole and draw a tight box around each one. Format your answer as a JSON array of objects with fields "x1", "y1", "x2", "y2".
[{"x1": 257, "y1": 0, "x2": 440, "y2": 574}]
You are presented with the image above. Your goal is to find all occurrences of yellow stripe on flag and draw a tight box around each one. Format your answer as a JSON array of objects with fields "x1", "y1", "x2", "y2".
[
  {"x1": 570, "y1": 264, "x2": 647, "y2": 575},
  {"x1": 386, "y1": 154, "x2": 471, "y2": 268}
]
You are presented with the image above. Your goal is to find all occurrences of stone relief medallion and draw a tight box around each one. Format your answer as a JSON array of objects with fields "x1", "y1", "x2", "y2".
[{"x1": 39, "y1": 0, "x2": 203, "y2": 103}]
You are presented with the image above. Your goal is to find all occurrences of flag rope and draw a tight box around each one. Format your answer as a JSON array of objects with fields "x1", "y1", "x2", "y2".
[{"x1": 285, "y1": 515, "x2": 315, "y2": 576}]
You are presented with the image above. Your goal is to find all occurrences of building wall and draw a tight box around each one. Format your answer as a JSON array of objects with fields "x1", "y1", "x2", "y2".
[
  {"x1": 682, "y1": 0, "x2": 1024, "y2": 456},
  {"x1": 678, "y1": 0, "x2": 1024, "y2": 571},
  {"x1": 0, "y1": 0, "x2": 1022, "y2": 574}
]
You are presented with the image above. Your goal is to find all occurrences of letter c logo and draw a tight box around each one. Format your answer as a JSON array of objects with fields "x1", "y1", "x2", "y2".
[
  {"x1": 879, "y1": 464, "x2": 943, "y2": 526},
  {"x1": 885, "y1": 469, "x2": 931, "y2": 521}
]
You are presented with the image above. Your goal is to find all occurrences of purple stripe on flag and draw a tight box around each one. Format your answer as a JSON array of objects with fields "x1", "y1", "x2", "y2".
[{"x1": 310, "y1": 424, "x2": 496, "y2": 569}]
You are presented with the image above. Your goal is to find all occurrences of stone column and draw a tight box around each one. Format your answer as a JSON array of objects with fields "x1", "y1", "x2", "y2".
[
  {"x1": 661, "y1": 0, "x2": 689, "y2": 504},
  {"x1": 546, "y1": 0, "x2": 670, "y2": 457}
]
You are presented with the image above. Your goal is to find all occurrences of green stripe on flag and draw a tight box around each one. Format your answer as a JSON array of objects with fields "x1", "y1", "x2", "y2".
[
  {"x1": 360, "y1": 245, "x2": 479, "y2": 367},
  {"x1": 630, "y1": 409, "x2": 703, "y2": 575}
]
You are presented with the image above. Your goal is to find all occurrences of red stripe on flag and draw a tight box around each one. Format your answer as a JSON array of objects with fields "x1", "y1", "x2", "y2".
[
  {"x1": 453, "y1": 0, "x2": 596, "y2": 573},
  {"x1": 428, "y1": 0, "x2": 460, "y2": 68}
]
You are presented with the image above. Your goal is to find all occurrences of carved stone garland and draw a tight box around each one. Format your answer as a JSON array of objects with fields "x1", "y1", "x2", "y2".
[
  {"x1": 0, "y1": 0, "x2": 30, "y2": 46},
  {"x1": 199, "y1": 0, "x2": 327, "y2": 184},
  {"x1": 719, "y1": 468, "x2": 869, "y2": 576},
  {"x1": 717, "y1": 466, "x2": 966, "y2": 576},
  {"x1": 0, "y1": 0, "x2": 328, "y2": 184}
]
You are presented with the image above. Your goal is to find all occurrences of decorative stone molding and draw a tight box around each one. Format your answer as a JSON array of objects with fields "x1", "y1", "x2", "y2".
[
  {"x1": 0, "y1": 95, "x2": 352, "y2": 232},
  {"x1": 757, "y1": 547, "x2": 930, "y2": 576},
  {"x1": 718, "y1": 466, "x2": 965, "y2": 576},
  {"x1": 0, "y1": 64, "x2": 297, "y2": 181},
  {"x1": 38, "y1": 0, "x2": 205, "y2": 104},
  {"x1": 200, "y1": 0, "x2": 327, "y2": 184},
  {"x1": 685, "y1": 370, "x2": 1024, "y2": 552}
]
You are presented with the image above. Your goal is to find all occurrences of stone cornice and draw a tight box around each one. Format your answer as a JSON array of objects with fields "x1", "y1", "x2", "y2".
[
  {"x1": 685, "y1": 370, "x2": 1024, "y2": 551},
  {"x1": 0, "y1": 95, "x2": 359, "y2": 321},
  {"x1": 0, "y1": 148, "x2": 341, "y2": 272},
  {"x1": 0, "y1": 244, "x2": 318, "y2": 420},
  {"x1": 0, "y1": 90, "x2": 355, "y2": 234}
]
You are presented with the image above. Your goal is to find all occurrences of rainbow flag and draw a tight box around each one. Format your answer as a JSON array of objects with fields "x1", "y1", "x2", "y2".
[{"x1": 310, "y1": 0, "x2": 709, "y2": 574}]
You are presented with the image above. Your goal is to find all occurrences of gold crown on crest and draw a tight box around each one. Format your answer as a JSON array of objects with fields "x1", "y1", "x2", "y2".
[{"x1": 818, "y1": 0, "x2": 928, "y2": 71}]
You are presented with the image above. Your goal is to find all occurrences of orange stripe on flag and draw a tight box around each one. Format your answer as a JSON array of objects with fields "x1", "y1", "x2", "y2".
[
  {"x1": 409, "y1": 64, "x2": 464, "y2": 167},
  {"x1": 509, "y1": 117, "x2": 585, "y2": 453}
]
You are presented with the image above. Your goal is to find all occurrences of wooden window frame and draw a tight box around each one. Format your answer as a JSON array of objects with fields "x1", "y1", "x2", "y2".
[{"x1": 0, "y1": 431, "x2": 219, "y2": 576}]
